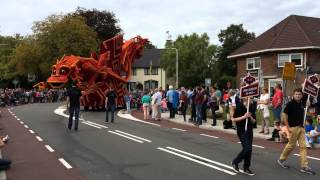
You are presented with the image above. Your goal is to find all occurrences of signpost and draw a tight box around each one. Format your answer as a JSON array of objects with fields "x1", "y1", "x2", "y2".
[
  {"x1": 302, "y1": 74, "x2": 319, "y2": 125},
  {"x1": 12, "y1": 79, "x2": 19, "y2": 89},
  {"x1": 240, "y1": 73, "x2": 259, "y2": 131},
  {"x1": 205, "y1": 78, "x2": 211, "y2": 87}
]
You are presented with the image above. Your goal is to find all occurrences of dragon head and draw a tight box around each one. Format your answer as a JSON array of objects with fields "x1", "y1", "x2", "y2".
[{"x1": 47, "y1": 55, "x2": 78, "y2": 88}]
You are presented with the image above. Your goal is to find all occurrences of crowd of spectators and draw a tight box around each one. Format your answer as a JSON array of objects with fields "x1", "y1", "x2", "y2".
[
  {"x1": 124, "y1": 83, "x2": 320, "y2": 149},
  {"x1": 0, "y1": 88, "x2": 67, "y2": 106}
]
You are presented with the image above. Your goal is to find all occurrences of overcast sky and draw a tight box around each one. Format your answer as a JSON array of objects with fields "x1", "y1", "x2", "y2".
[{"x1": 1, "y1": 0, "x2": 320, "y2": 48}]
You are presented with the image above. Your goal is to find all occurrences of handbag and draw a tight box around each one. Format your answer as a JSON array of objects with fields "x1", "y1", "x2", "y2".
[{"x1": 263, "y1": 106, "x2": 270, "y2": 118}]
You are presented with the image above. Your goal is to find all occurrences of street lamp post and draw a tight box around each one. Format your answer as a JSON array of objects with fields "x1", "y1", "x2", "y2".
[{"x1": 165, "y1": 31, "x2": 179, "y2": 88}]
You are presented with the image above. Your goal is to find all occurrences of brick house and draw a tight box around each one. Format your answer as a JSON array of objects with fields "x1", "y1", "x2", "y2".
[{"x1": 228, "y1": 15, "x2": 320, "y2": 96}]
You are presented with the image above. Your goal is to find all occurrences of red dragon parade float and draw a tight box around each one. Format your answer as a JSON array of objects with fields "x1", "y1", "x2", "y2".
[{"x1": 42, "y1": 34, "x2": 147, "y2": 110}]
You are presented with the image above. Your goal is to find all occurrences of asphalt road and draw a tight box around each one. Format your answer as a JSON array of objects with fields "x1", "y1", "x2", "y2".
[{"x1": 10, "y1": 103, "x2": 320, "y2": 180}]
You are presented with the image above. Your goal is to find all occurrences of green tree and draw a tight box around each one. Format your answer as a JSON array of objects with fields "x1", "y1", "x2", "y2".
[
  {"x1": 13, "y1": 15, "x2": 98, "y2": 82},
  {"x1": 144, "y1": 40, "x2": 156, "y2": 49},
  {"x1": 0, "y1": 34, "x2": 22, "y2": 87},
  {"x1": 217, "y1": 24, "x2": 255, "y2": 76},
  {"x1": 71, "y1": 7, "x2": 122, "y2": 41},
  {"x1": 161, "y1": 33, "x2": 218, "y2": 88}
]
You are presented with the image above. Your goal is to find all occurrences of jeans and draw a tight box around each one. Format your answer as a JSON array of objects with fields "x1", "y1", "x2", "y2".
[
  {"x1": 196, "y1": 104, "x2": 203, "y2": 124},
  {"x1": 126, "y1": 101, "x2": 130, "y2": 112},
  {"x1": 68, "y1": 106, "x2": 80, "y2": 130},
  {"x1": 106, "y1": 104, "x2": 116, "y2": 122},
  {"x1": 233, "y1": 130, "x2": 253, "y2": 169},
  {"x1": 191, "y1": 104, "x2": 196, "y2": 121},
  {"x1": 168, "y1": 102, "x2": 175, "y2": 118},
  {"x1": 272, "y1": 106, "x2": 282, "y2": 122},
  {"x1": 202, "y1": 104, "x2": 207, "y2": 122}
]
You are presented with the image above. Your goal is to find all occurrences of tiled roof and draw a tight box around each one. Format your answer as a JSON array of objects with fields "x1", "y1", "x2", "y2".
[
  {"x1": 133, "y1": 49, "x2": 162, "y2": 68},
  {"x1": 229, "y1": 15, "x2": 320, "y2": 58}
]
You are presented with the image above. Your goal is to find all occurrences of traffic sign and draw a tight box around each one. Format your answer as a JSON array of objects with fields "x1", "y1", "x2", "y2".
[
  {"x1": 282, "y1": 62, "x2": 296, "y2": 80},
  {"x1": 308, "y1": 74, "x2": 319, "y2": 84},
  {"x1": 240, "y1": 83, "x2": 259, "y2": 98},
  {"x1": 303, "y1": 79, "x2": 319, "y2": 97}
]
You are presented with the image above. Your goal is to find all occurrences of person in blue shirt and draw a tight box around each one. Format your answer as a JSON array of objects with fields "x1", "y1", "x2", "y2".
[{"x1": 305, "y1": 118, "x2": 314, "y2": 148}]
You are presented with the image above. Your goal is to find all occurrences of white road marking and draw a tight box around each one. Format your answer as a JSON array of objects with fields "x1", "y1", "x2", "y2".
[
  {"x1": 252, "y1": 145, "x2": 265, "y2": 149},
  {"x1": 294, "y1": 154, "x2": 320, "y2": 161},
  {"x1": 84, "y1": 121, "x2": 108, "y2": 128},
  {"x1": 36, "y1": 136, "x2": 43, "y2": 142},
  {"x1": 58, "y1": 158, "x2": 72, "y2": 169},
  {"x1": 115, "y1": 130, "x2": 152, "y2": 142},
  {"x1": 24, "y1": 125, "x2": 29, "y2": 129},
  {"x1": 200, "y1": 134, "x2": 219, "y2": 139},
  {"x1": 17, "y1": 118, "x2": 20, "y2": 121},
  {"x1": 14, "y1": 116, "x2": 17, "y2": 118},
  {"x1": 81, "y1": 121, "x2": 102, "y2": 129},
  {"x1": 45, "y1": 145, "x2": 55, "y2": 152},
  {"x1": 54, "y1": 106, "x2": 109, "y2": 130},
  {"x1": 117, "y1": 112, "x2": 161, "y2": 127},
  {"x1": 54, "y1": 106, "x2": 85, "y2": 120},
  {"x1": 157, "y1": 147, "x2": 236, "y2": 176},
  {"x1": 237, "y1": 142, "x2": 264, "y2": 149},
  {"x1": 20, "y1": 121, "x2": 24, "y2": 124},
  {"x1": 108, "y1": 130, "x2": 144, "y2": 143},
  {"x1": 29, "y1": 130, "x2": 35, "y2": 134},
  {"x1": 172, "y1": 128, "x2": 186, "y2": 132}
]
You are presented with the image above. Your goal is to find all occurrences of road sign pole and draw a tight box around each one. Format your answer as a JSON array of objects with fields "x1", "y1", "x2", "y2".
[
  {"x1": 245, "y1": 97, "x2": 250, "y2": 131},
  {"x1": 303, "y1": 94, "x2": 310, "y2": 126}
]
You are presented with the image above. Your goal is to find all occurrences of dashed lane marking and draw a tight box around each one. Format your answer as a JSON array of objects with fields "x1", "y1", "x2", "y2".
[
  {"x1": 294, "y1": 154, "x2": 320, "y2": 161},
  {"x1": 36, "y1": 136, "x2": 43, "y2": 142},
  {"x1": 58, "y1": 158, "x2": 72, "y2": 169},
  {"x1": 24, "y1": 125, "x2": 29, "y2": 129},
  {"x1": 29, "y1": 130, "x2": 35, "y2": 134},
  {"x1": 237, "y1": 142, "x2": 264, "y2": 149},
  {"x1": 172, "y1": 128, "x2": 187, "y2": 132},
  {"x1": 200, "y1": 134, "x2": 219, "y2": 139},
  {"x1": 45, "y1": 145, "x2": 55, "y2": 152}
]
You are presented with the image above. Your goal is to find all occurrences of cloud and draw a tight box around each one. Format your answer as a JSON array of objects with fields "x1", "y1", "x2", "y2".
[{"x1": 1, "y1": 0, "x2": 320, "y2": 48}]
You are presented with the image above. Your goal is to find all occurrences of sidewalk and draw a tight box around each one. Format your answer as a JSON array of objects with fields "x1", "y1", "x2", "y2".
[{"x1": 159, "y1": 111, "x2": 273, "y2": 139}]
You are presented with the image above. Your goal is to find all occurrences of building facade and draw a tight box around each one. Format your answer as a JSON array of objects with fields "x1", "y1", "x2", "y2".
[
  {"x1": 128, "y1": 49, "x2": 167, "y2": 90},
  {"x1": 228, "y1": 15, "x2": 320, "y2": 96}
]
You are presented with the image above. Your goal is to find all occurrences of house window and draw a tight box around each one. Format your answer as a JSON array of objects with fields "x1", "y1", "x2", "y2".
[
  {"x1": 278, "y1": 53, "x2": 303, "y2": 67},
  {"x1": 246, "y1": 57, "x2": 261, "y2": 70},
  {"x1": 132, "y1": 68, "x2": 137, "y2": 76},
  {"x1": 128, "y1": 82, "x2": 136, "y2": 90},
  {"x1": 144, "y1": 80, "x2": 158, "y2": 89},
  {"x1": 144, "y1": 68, "x2": 150, "y2": 75},
  {"x1": 151, "y1": 68, "x2": 158, "y2": 75}
]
